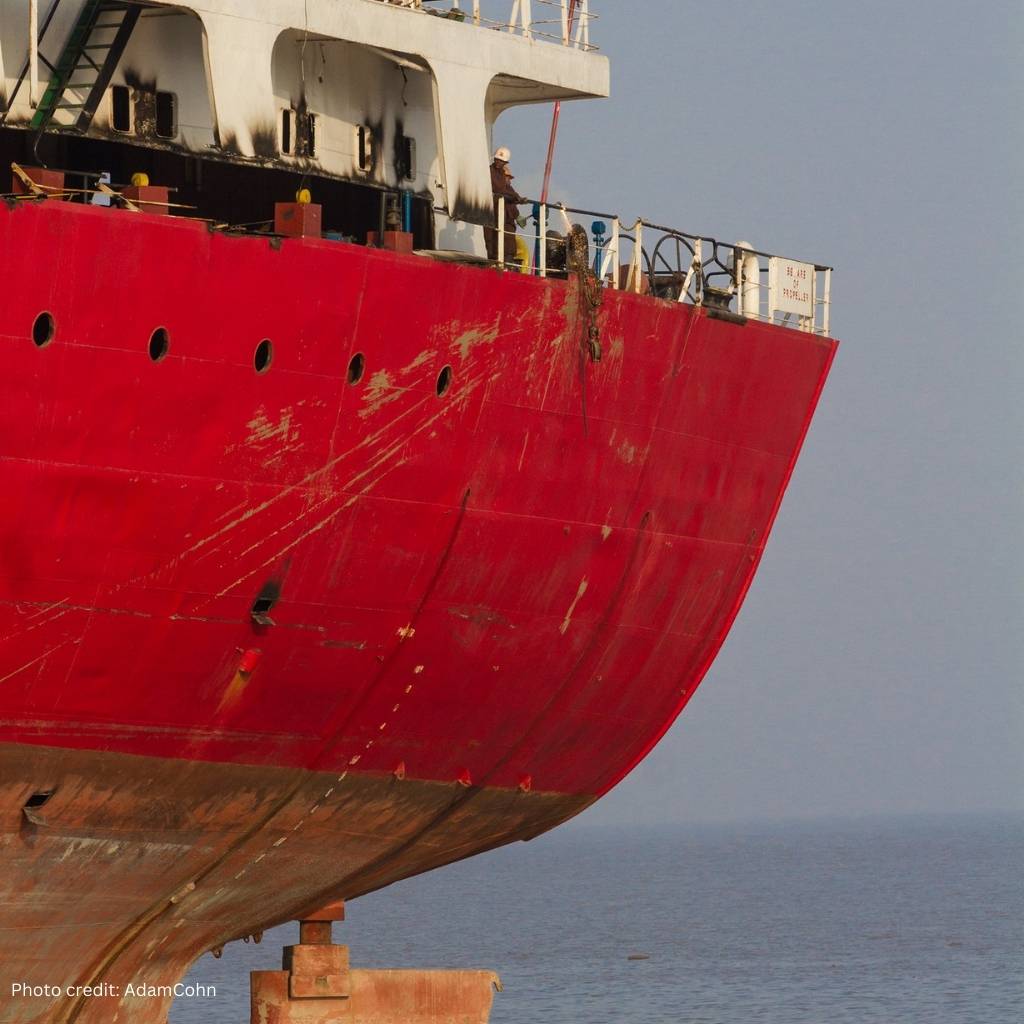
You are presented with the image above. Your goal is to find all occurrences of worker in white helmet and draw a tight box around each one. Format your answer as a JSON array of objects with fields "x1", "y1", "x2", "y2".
[{"x1": 486, "y1": 146, "x2": 526, "y2": 263}]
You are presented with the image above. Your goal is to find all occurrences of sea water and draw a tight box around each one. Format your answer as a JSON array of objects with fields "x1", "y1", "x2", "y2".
[{"x1": 170, "y1": 813, "x2": 1023, "y2": 1023}]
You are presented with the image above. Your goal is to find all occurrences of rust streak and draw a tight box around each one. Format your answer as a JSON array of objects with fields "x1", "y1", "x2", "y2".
[
  {"x1": 204, "y1": 368, "x2": 488, "y2": 601},
  {"x1": 399, "y1": 349, "x2": 437, "y2": 374},
  {"x1": 0, "y1": 599, "x2": 72, "y2": 646},
  {"x1": 0, "y1": 640, "x2": 71, "y2": 685},
  {"x1": 558, "y1": 578, "x2": 589, "y2": 635},
  {"x1": 139, "y1": 363, "x2": 481, "y2": 580},
  {"x1": 452, "y1": 323, "x2": 500, "y2": 361},
  {"x1": 359, "y1": 369, "x2": 402, "y2": 420},
  {"x1": 516, "y1": 431, "x2": 530, "y2": 472}
]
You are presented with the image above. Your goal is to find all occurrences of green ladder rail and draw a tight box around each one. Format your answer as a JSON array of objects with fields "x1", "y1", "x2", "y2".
[{"x1": 30, "y1": 0, "x2": 142, "y2": 137}]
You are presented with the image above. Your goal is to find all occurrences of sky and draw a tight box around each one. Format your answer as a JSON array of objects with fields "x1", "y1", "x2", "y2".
[{"x1": 497, "y1": 0, "x2": 1023, "y2": 825}]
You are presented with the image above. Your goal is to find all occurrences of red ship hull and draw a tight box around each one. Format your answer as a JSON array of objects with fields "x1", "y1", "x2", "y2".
[{"x1": 0, "y1": 198, "x2": 835, "y2": 1023}]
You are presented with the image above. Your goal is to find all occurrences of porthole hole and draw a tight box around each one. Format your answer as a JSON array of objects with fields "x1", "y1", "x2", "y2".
[
  {"x1": 32, "y1": 312, "x2": 55, "y2": 348},
  {"x1": 347, "y1": 351, "x2": 365, "y2": 385},
  {"x1": 148, "y1": 327, "x2": 169, "y2": 363},
  {"x1": 436, "y1": 365, "x2": 453, "y2": 397},
  {"x1": 254, "y1": 339, "x2": 274, "y2": 374},
  {"x1": 22, "y1": 789, "x2": 55, "y2": 826},
  {"x1": 251, "y1": 580, "x2": 281, "y2": 627}
]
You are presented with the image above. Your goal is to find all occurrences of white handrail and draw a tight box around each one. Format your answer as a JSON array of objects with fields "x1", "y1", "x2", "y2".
[{"x1": 379, "y1": 1, "x2": 598, "y2": 50}]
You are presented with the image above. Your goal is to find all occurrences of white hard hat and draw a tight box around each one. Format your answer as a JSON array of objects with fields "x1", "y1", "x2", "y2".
[{"x1": 494, "y1": 146, "x2": 511, "y2": 163}]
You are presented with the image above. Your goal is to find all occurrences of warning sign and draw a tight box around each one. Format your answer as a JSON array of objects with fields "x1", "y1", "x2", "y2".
[{"x1": 769, "y1": 257, "x2": 815, "y2": 318}]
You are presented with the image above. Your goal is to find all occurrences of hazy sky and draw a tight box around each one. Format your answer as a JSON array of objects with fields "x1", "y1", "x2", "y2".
[{"x1": 498, "y1": 0, "x2": 1023, "y2": 825}]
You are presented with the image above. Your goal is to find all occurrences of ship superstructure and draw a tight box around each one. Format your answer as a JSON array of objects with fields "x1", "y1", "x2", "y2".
[
  {"x1": 2, "y1": 0, "x2": 608, "y2": 243},
  {"x1": 0, "y1": 4, "x2": 835, "y2": 1023}
]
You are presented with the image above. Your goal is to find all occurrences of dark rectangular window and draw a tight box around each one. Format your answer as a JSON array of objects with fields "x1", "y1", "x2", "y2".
[
  {"x1": 356, "y1": 125, "x2": 373, "y2": 172},
  {"x1": 155, "y1": 92, "x2": 176, "y2": 139},
  {"x1": 281, "y1": 108, "x2": 293, "y2": 154},
  {"x1": 306, "y1": 114, "x2": 317, "y2": 158},
  {"x1": 111, "y1": 85, "x2": 131, "y2": 133},
  {"x1": 399, "y1": 136, "x2": 416, "y2": 180}
]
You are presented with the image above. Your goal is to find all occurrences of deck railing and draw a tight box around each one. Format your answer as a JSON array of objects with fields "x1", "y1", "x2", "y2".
[
  {"x1": 4, "y1": 153, "x2": 830, "y2": 337},
  {"x1": 496, "y1": 199, "x2": 833, "y2": 337},
  {"x1": 373, "y1": 0, "x2": 597, "y2": 50}
]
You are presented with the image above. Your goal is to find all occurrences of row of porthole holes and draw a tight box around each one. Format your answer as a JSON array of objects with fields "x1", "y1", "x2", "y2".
[{"x1": 30, "y1": 312, "x2": 454, "y2": 396}]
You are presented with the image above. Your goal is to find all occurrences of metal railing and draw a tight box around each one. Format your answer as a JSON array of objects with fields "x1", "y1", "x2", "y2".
[
  {"x1": 374, "y1": 0, "x2": 597, "y2": 50},
  {"x1": 494, "y1": 200, "x2": 833, "y2": 337}
]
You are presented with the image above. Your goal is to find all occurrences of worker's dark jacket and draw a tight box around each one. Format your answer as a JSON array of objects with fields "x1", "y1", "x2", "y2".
[{"x1": 486, "y1": 162, "x2": 525, "y2": 261}]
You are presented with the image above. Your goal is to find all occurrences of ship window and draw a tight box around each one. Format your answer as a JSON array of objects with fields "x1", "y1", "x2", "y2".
[
  {"x1": 254, "y1": 339, "x2": 273, "y2": 374},
  {"x1": 356, "y1": 125, "x2": 374, "y2": 173},
  {"x1": 347, "y1": 352, "x2": 365, "y2": 385},
  {"x1": 436, "y1": 365, "x2": 453, "y2": 397},
  {"x1": 307, "y1": 114, "x2": 317, "y2": 158},
  {"x1": 281, "y1": 108, "x2": 293, "y2": 154},
  {"x1": 251, "y1": 580, "x2": 281, "y2": 626},
  {"x1": 155, "y1": 92, "x2": 177, "y2": 139},
  {"x1": 149, "y1": 327, "x2": 169, "y2": 362},
  {"x1": 32, "y1": 312, "x2": 55, "y2": 348},
  {"x1": 111, "y1": 85, "x2": 131, "y2": 134},
  {"x1": 398, "y1": 136, "x2": 416, "y2": 181}
]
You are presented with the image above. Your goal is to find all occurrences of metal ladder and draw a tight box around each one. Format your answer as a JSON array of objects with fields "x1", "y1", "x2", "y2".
[{"x1": 29, "y1": 0, "x2": 141, "y2": 136}]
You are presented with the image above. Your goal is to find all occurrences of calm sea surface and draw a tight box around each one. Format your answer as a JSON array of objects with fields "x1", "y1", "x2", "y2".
[{"x1": 171, "y1": 814, "x2": 1022, "y2": 1023}]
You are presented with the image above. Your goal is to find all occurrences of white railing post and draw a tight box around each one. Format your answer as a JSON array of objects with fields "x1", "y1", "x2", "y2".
[
  {"x1": 521, "y1": 0, "x2": 531, "y2": 38},
  {"x1": 735, "y1": 246, "x2": 744, "y2": 313},
  {"x1": 805, "y1": 267, "x2": 817, "y2": 334},
  {"x1": 508, "y1": 0, "x2": 519, "y2": 33},
  {"x1": 497, "y1": 195, "x2": 506, "y2": 266},
  {"x1": 633, "y1": 221, "x2": 643, "y2": 294},
  {"x1": 822, "y1": 268, "x2": 832, "y2": 337},
  {"x1": 577, "y1": 0, "x2": 589, "y2": 48},
  {"x1": 739, "y1": 246, "x2": 761, "y2": 320},
  {"x1": 608, "y1": 217, "x2": 619, "y2": 288},
  {"x1": 539, "y1": 203, "x2": 547, "y2": 277},
  {"x1": 561, "y1": 0, "x2": 569, "y2": 43},
  {"x1": 29, "y1": 0, "x2": 39, "y2": 108},
  {"x1": 473, "y1": 0, "x2": 481, "y2": 25}
]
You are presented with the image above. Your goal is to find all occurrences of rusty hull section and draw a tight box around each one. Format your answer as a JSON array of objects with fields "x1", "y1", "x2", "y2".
[{"x1": 1, "y1": 743, "x2": 575, "y2": 1024}]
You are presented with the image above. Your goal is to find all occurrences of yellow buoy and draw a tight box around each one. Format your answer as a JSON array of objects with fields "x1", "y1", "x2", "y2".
[
  {"x1": 295, "y1": 188, "x2": 312, "y2": 205},
  {"x1": 130, "y1": 172, "x2": 150, "y2": 187}
]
